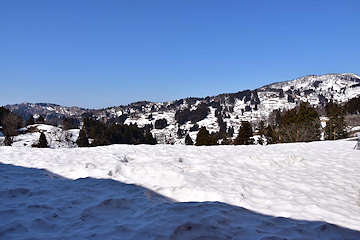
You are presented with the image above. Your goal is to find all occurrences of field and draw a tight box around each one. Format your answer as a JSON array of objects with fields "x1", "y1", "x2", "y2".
[{"x1": 1, "y1": 139, "x2": 360, "y2": 239}]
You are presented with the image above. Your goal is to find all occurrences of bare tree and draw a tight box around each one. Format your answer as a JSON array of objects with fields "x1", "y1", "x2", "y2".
[{"x1": 2, "y1": 114, "x2": 22, "y2": 146}]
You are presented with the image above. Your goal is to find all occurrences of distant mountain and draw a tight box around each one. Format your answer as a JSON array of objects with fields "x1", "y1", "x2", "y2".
[{"x1": 5, "y1": 73, "x2": 360, "y2": 144}]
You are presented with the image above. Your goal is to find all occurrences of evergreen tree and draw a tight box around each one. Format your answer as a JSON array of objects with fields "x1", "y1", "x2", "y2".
[
  {"x1": 280, "y1": 102, "x2": 321, "y2": 142},
  {"x1": 185, "y1": 134, "x2": 194, "y2": 145},
  {"x1": 265, "y1": 125, "x2": 276, "y2": 144},
  {"x1": 258, "y1": 121, "x2": 266, "y2": 136},
  {"x1": 36, "y1": 115, "x2": 45, "y2": 124},
  {"x1": 217, "y1": 114, "x2": 227, "y2": 135},
  {"x1": 227, "y1": 126, "x2": 234, "y2": 137},
  {"x1": 346, "y1": 96, "x2": 360, "y2": 114},
  {"x1": 234, "y1": 121, "x2": 253, "y2": 145},
  {"x1": 195, "y1": 127, "x2": 217, "y2": 146},
  {"x1": 154, "y1": 118, "x2": 167, "y2": 129},
  {"x1": 62, "y1": 118, "x2": 80, "y2": 130},
  {"x1": 145, "y1": 132, "x2": 157, "y2": 145},
  {"x1": 257, "y1": 121, "x2": 266, "y2": 145},
  {"x1": 76, "y1": 129, "x2": 90, "y2": 147},
  {"x1": 36, "y1": 132, "x2": 49, "y2": 148},
  {"x1": 325, "y1": 116, "x2": 348, "y2": 140},
  {"x1": 325, "y1": 102, "x2": 348, "y2": 140},
  {"x1": 28, "y1": 115, "x2": 35, "y2": 125}
]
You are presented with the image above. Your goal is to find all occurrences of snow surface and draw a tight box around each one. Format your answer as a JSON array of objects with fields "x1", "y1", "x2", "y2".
[{"x1": 1, "y1": 140, "x2": 360, "y2": 239}]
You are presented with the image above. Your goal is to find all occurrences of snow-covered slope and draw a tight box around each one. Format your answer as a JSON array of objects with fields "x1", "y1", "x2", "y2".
[
  {"x1": 10, "y1": 124, "x2": 79, "y2": 148},
  {"x1": 1, "y1": 140, "x2": 360, "y2": 239},
  {"x1": 5, "y1": 73, "x2": 360, "y2": 144}
]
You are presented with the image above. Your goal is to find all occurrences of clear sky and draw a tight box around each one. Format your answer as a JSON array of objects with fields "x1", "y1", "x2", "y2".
[{"x1": 1, "y1": 0, "x2": 359, "y2": 109}]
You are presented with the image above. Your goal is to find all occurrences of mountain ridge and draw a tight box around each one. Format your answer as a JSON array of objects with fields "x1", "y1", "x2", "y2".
[{"x1": 5, "y1": 73, "x2": 360, "y2": 144}]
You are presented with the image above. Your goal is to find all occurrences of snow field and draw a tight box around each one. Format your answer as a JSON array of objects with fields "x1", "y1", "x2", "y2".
[{"x1": 1, "y1": 139, "x2": 360, "y2": 234}]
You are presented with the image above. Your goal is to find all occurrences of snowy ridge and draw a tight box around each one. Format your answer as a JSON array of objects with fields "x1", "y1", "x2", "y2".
[
  {"x1": 5, "y1": 73, "x2": 360, "y2": 144},
  {"x1": 262, "y1": 73, "x2": 360, "y2": 102},
  {"x1": 1, "y1": 140, "x2": 360, "y2": 239}
]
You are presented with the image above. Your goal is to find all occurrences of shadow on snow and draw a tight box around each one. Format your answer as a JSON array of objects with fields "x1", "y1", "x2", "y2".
[{"x1": 0, "y1": 163, "x2": 359, "y2": 240}]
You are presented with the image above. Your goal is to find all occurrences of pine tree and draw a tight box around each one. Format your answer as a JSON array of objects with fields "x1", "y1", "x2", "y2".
[
  {"x1": 227, "y1": 126, "x2": 234, "y2": 137},
  {"x1": 145, "y1": 132, "x2": 157, "y2": 145},
  {"x1": 257, "y1": 121, "x2": 266, "y2": 145},
  {"x1": 37, "y1": 132, "x2": 49, "y2": 148},
  {"x1": 185, "y1": 134, "x2": 194, "y2": 145},
  {"x1": 195, "y1": 127, "x2": 216, "y2": 146},
  {"x1": 346, "y1": 96, "x2": 360, "y2": 114},
  {"x1": 234, "y1": 121, "x2": 253, "y2": 145},
  {"x1": 28, "y1": 115, "x2": 35, "y2": 125},
  {"x1": 324, "y1": 102, "x2": 348, "y2": 140},
  {"x1": 77, "y1": 129, "x2": 90, "y2": 147},
  {"x1": 265, "y1": 125, "x2": 276, "y2": 144},
  {"x1": 36, "y1": 115, "x2": 45, "y2": 124},
  {"x1": 280, "y1": 102, "x2": 321, "y2": 142}
]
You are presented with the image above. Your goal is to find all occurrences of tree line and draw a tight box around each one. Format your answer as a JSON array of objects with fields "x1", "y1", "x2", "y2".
[
  {"x1": 0, "y1": 97, "x2": 357, "y2": 147},
  {"x1": 77, "y1": 117, "x2": 157, "y2": 147}
]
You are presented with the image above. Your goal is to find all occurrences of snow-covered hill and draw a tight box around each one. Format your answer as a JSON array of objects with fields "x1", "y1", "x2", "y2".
[
  {"x1": 8, "y1": 124, "x2": 79, "y2": 148},
  {"x1": 5, "y1": 73, "x2": 360, "y2": 144},
  {"x1": 1, "y1": 140, "x2": 360, "y2": 239}
]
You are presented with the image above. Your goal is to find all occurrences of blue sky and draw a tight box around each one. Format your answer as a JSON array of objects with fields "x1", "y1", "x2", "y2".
[{"x1": 1, "y1": 0, "x2": 359, "y2": 109}]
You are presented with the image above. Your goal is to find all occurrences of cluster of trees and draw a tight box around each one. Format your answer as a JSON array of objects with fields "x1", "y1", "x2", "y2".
[
  {"x1": 278, "y1": 102, "x2": 321, "y2": 143},
  {"x1": 62, "y1": 117, "x2": 80, "y2": 130},
  {"x1": 76, "y1": 117, "x2": 157, "y2": 147},
  {"x1": 175, "y1": 103, "x2": 209, "y2": 125},
  {"x1": 324, "y1": 102, "x2": 348, "y2": 140},
  {"x1": 265, "y1": 102, "x2": 350, "y2": 143},
  {"x1": 190, "y1": 120, "x2": 254, "y2": 146},
  {"x1": 191, "y1": 101, "x2": 351, "y2": 146}
]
